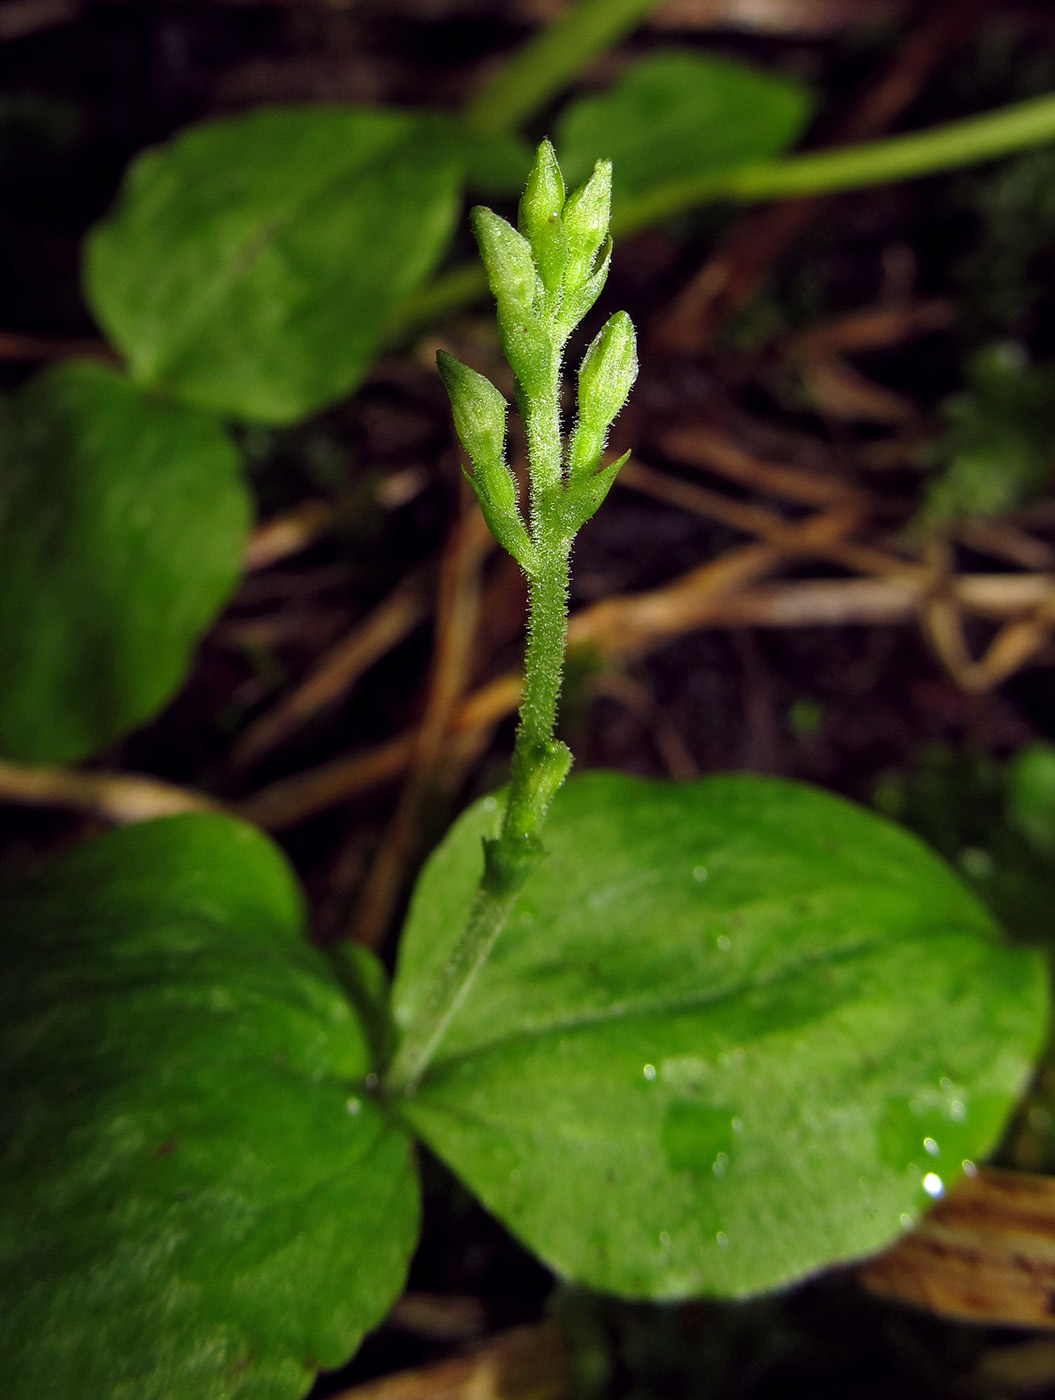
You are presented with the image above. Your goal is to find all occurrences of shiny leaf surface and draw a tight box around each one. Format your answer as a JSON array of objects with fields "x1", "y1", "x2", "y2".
[
  {"x1": 0, "y1": 815, "x2": 419, "y2": 1400},
  {"x1": 393, "y1": 773, "x2": 1047, "y2": 1298},
  {"x1": 86, "y1": 107, "x2": 462, "y2": 423},
  {"x1": 557, "y1": 53, "x2": 812, "y2": 201},
  {"x1": 0, "y1": 361, "x2": 249, "y2": 763}
]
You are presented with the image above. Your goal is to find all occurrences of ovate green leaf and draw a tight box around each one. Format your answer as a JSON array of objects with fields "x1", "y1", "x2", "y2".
[
  {"x1": 556, "y1": 53, "x2": 812, "y2": 201},
  {"x1": 0, "y1": 360, "x2": 249, "y2": 764},
  {"x1": 393, "y1": 773, "x2": 1047, "y2": 1299},
  {"x1": 85, "y1": 106, "x2": 462, "y2": 423},
  {"x1": 0, "y1": 814, "x2": 419, "y2": 1400}
]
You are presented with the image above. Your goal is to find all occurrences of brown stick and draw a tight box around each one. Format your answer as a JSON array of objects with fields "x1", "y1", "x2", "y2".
[
  {"x1": 230, "y1": 568, "x2": 431, "y2": 770},
  {"x1": 327, "y1": 1322, "x2": 571, "y2": 1400},
  {"x1": 651, "y1": 0, "x2": 991, "y2": 352},
  {"x1": 348, "y1": 505, "x2": 493, "y2": 947},
  {"x1": 656, "y1": 424, "x2": 861, "y2": 507},
  {"x1": 0, "y1": 759, "x2": 218, "y2": 824},
  {"x1": 244, "y1": 499, "x2": 337, "y2": 573},
  {"x1": 859, "y1": 1166, "x2": 1055, "y2": 1330}
]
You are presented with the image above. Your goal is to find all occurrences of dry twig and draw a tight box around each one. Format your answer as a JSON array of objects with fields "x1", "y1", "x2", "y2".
[
  {"x1": 230, "y1": 568, "x2": 432, "y2": 769},
  {"x1": 327, "y1": 1322, "x2": 570, "y2": 1400},
  {"x1": 347, "y1": 503, "x2": 493, "y2": 946},
  {"x1": 859, "y1": 1166, "x2": 1055, "y2": 1330},
  {"x1": 0, "y1": 759, "x2": 217, "y2": 824},
  {"x1": 650, "y1": 0, "x2": 990, "y2": 352}
]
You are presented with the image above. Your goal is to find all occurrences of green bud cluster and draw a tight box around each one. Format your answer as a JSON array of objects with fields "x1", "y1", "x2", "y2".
[{"x1": 437, "y1": 139, "x2": 637, "y2": 574}]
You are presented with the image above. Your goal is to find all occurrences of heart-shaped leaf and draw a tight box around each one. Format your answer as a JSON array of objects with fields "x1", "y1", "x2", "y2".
[
  {"x1": 393, "y1": 773, "x2": 1047, "y2": 1299},
  {"x1": 0, "y1": 814, "x2": 419, "y2": 1400},
  {"x1": 85, "y1": 106, "x2": 462, "y2": 424},
  {"x1": 556, "y1": 52, "x2": 813, "y2": 201},
  {"x1": 0, "y1": 360, "x2": 250, "y2": 764}
]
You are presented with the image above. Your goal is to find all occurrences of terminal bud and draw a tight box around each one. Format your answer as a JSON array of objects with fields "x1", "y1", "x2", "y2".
[{"x1": 518, "y1": 139, "x2": 567, "y2": 293}]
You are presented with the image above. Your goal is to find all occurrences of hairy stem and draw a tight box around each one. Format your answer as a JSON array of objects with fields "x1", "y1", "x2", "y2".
[
  {"x1": 384, "y1": 364, "x2": 572, "y2": 1096},
  {"x1": 382, "y1": 879, "x2": 523, "y2": 1094},
  {"x1": 382, "y1": 547, "x2": 570, "y2": 1095}
]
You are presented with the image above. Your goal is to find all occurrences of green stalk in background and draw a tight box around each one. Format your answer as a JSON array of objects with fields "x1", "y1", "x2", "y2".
[
  {"x1": 615, "y1": 88, "x2": 1055, "y2": 232},
  {"x1": 391, "y1": 89, "x2": 1055, "y2": 340},
  {"x1": 463, "y1": 0, "x2": 668, "y2": 137},
  {"x1": 385, "y1": 142, "x2": 637, "y2": 1094}
]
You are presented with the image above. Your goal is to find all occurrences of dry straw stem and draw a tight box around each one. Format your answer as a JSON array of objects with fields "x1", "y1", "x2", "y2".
[
  {"x1": 0, "y1": 759, "x2": 218, "y2": 824},
  {"x1": 348, "y1": 502, "x2": 495, "y2": 946},
  {"x1": 6, "y1": 467, "x2": 1055, "y2": 830},
  {"x1": 235, "y1": 498, "x2": 1055, "y2": 831},
  {"x1": 860, "y1": 1166, "x2": 1055, "y2": 1330},
  {"x1": 954, "y1": 519, "x2": 1055, "y2": 573},
  {"x1": 243, "y1": 499, "x2": 339, "y2": 573},
  {"x1": 650, "y1": 0, "x2": 985, "y2": 353},
  {"x1": 787, "y1": 301, "x2": 955, "y2": 427},
  {"x1": 0, "y1": 555, "x2": 1050, "y2": 830},
  {"x1": 656, "y1": 424, "x2": 860, "y2": 507},
  {"x1": 922, "y1": 586, "x2": 1055, "y2": 693},
  {"x1": 234, "y1": 505, "x2": 857, "y2": 830},
  {"x1": 328, "y1": 1322, "x2": 571, "y2": 1400},
  {"x1": 230, "y1": 566, "x2": 432, "y2": 769}
]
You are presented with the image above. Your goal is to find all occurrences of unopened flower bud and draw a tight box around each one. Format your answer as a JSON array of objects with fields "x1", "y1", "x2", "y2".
[
  {"x1": 436, "y1": 350, "x2": 508, "y2": 474},
  {"x1": 518, "y1": 139, "x2": 567, "y2": 293},
  {"x1": 471, "y1": 207, "x2": 537, "y2": 314},
  {"x1": 562, "y1": 160, "x2": 612, "y2": 287},
  {"x1": 577, "y1": 311, "x2": 638, "y2": 436}
]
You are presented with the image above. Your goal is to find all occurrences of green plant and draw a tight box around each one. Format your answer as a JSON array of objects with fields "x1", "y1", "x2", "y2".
[
  {"x1": 1, "y1": 139, "x2": 1049, "y2": 1400},
  {"x1": 10, "y1": 5, "x2": 1055, "y2": 762},
  {"x1": 922, "y1": 341, "x2": 1055, "y2": 520}
]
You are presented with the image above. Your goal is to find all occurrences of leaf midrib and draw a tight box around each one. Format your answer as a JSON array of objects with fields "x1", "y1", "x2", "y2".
[
  {"x1": 415, "y1": 923, "x2": 978, "y2": 1078},
  {"x1": 115, "y1": 127, "x2": 417, "y2": 384}
]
